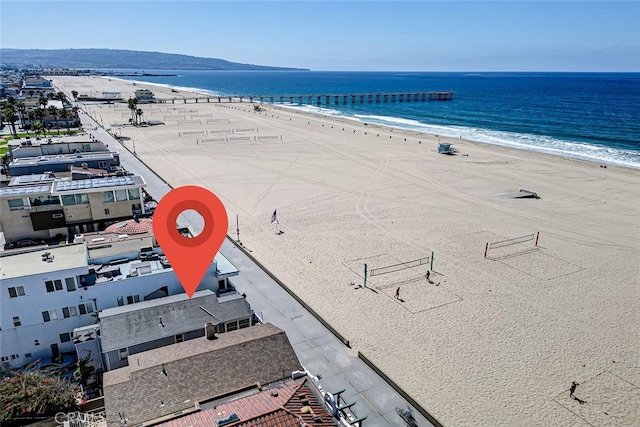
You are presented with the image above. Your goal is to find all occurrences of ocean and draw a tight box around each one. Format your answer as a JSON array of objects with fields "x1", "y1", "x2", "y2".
[{"x1": 114, "y1": 71, "x2": 640, "y2": 169}]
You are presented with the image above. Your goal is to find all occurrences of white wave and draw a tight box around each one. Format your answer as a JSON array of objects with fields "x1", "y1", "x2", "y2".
[{"x1": 341, "y1": 111, "x2": 640, "y2": 169}]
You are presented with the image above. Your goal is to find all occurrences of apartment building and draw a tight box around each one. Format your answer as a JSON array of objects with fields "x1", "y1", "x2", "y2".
[
  {"x1": 0, "y1": 173, "x2": 145, "y2": 243},
  {"x1": 0, "y1": 229, "x2": 240, "y2": 372}
]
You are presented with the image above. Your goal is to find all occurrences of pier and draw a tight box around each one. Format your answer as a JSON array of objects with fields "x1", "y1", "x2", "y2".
[{"x1": 154, "y1": 91, "x2": 454, "y2": 104}]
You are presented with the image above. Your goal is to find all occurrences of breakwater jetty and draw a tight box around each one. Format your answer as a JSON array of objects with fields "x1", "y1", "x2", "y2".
[{"x1": 154, "y1": 91, "x2": 454, "y2": 104}]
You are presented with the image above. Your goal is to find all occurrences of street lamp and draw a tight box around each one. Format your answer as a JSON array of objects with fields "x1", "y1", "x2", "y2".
[{"x1": 132, "y1": 138, "x2": 136, "y2": 155}]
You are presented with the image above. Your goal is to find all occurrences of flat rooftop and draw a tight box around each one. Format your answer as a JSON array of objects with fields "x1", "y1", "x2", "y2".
[
  {"x1": 7, "y1": 135, "x2": 103, "y2": 148},
  {"x1": 0, "y1": 243, "x2": 88, "y2": 280},
  {"x1": 0, "y1": 175, "x2": 145, "y2": 197},
  {"x1": 10, "y1": 152, "x2": 117, "y2": 166}
]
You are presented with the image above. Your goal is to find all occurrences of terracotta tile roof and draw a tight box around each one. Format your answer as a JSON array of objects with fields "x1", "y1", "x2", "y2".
[
  {"x1": 155, "y1": 378, "x2": 337, "y2": 427},
  {"x1": 104, "y1": 217, "x2": 153, "y2": 234}
]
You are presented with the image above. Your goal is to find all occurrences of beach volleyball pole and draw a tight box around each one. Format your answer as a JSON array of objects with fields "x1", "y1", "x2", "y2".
[{"x1": 364, "y1": 263, "x2": 368, "y2": 288}]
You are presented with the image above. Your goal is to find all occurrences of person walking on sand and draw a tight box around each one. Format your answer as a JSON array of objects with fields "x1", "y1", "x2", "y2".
[
  {"x1": 569, "y1": 381, "x2": 579, "y2": 398},
  {"x1": 395, "y1": 287, "x2": 400, "y2": 299},
  {"x1": 425, "y1": 270, "x2": 430, "y2": 281}
]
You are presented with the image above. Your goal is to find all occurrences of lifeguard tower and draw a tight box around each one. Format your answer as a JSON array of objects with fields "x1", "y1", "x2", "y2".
[{"x1": 438, "y1": 142, "x2": 457, "y2": 155}]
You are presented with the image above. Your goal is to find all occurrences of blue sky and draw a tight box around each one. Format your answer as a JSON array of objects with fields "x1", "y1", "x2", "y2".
[{"x1": 1, "y1": 1, "x2": 639, "y2": 71}]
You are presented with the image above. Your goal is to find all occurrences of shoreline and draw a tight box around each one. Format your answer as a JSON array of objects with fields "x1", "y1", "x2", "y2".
[
  {"x1": 50, "y1": 76, "x2": 640, "y2": 426},
  {"x1": 105, "y1": 75, "x2": 640, "y2": 170}
]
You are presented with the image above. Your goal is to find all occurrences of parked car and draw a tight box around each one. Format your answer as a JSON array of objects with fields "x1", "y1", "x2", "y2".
[{"x1": 5, "y1": 238, "x2": 47, "y2": 250}]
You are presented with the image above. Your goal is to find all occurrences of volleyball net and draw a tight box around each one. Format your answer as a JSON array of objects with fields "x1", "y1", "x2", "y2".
[{"x1": 484, "y1": 232, "x2": 539, "y2": 258}]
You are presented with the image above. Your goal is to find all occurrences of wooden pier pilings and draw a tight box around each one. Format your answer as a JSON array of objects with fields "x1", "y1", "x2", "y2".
[{"x1": 156, "y1": 91, "x2": 454, "y2": 104}]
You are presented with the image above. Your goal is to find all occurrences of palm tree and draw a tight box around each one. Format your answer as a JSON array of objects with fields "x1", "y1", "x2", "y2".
[
  {"x1": 2, "y1": 104, "x2": 19, "y2": 138},
  {"x1": 71, "y1": 90, "x2": 78, "y2": 101},
  {"x1": 71, "y1": 106, "x2": 80, "y2": 128},
  {"x1": 59, "y1": 107, "x2": 69, "y2": 132},
  {"x1": 48, "y1": 105, "x2": 60, "y2": 135},
  {"x1": 127, "y1": 97, "x2": 138, "y2": 125},
  {"x1": 56, "y1": 91, "x2": 67, "y2": 107},
  {"x1": 38, "y1": 92, "x2": 48, "y2": 120},
  {"x1": 136, "y1": 108, "x2": 144, "y2": 126},
  {"x1": 34, "y1": 108, "x2": 46, "y2": 136},
  {"x1": 31, "y1": 121, "x2": 44, "y2": 138},
  {"x1": 16, "y1": 101, "x2": 27, "y2": 134}
]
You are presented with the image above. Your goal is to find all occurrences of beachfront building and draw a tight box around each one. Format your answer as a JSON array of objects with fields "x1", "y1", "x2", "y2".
[
  {"x1": 7, "y1": 135, "x2": 111, "y2": 159},
  {"x1": 0, "y1": 173, "x2": 144, "y2": 245},
  {"x1": 0, "y1": 229, "x2": 240, "y2": 373},
  {"x1": 103, "y1": 323, "x2": 303, "y2": 426},
  {"x1": 134, "y1": 89, "x2": 155, "y2": 102},
  {"x1": 22, "y1": 75, "x2": 55, "y2": 95},
  {"x1": 6, "y1": 151, "x2": 121, "y2": 177},
  {"x1": 73, "y1": 289, "x2": 255, "y2": 373}
]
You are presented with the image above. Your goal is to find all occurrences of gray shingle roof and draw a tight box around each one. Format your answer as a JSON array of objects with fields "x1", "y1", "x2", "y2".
[
  {"x1": 103, "y1": 323, "x2": 302, "y2": 427},
  {"x1": 99, "y1": 290, "x2": 252, "y2": 352}
]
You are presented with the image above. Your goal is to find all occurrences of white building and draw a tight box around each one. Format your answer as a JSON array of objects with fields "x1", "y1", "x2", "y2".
[{"x1": 0, "y1": 229, "x2": 239, "y2": 373}]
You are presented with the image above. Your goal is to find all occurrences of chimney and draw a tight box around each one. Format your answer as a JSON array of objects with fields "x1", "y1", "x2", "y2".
[{"x1": 205, "y1": 322, "x2": 217, "y2": 340}]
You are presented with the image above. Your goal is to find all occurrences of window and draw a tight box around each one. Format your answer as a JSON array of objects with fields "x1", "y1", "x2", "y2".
[
  {"x1": 128, "y1": 188, "x2": 140, "y2": 200},
  {"x1": 42, "y1": 309, "x2": 57, "y2": 322},
  {"x1": 63, "y1": 194, "x2": 89, "y2": 206},
  {"x1": 104, "y1": 208, "x2": 110, "y2": 215},
  {"x1": 78, "y1": 303, "x2": 94, "y2": 315},
  {"x1": 25, "y1": 353, "x2": 32, "y2": 358},
  {"x1": 117, "y1": 295, "x2": 140, "y2": 306},
  {"x1": 102, "y1": 191, "x2": 115, "y2": 203},
  {"x1": 8, "y1": 198, "x2": 29, "y2": 210},
  {"x1": 45, "y1": 279, "x2": 63, "y2": 292},
  {"x1": 175, "y1": 334, "x2": 184, "y2": 343},
  {"x1": 61, "y1": 195, "x2": 76, "y2": 206},
  {"x1": 239, "y1": 319, "x2": 251, "y2": 329},
  {"x1": 10, "y1": 354, "x2": 19, "y2": 360},
  {"x1": 59, "y1": 333, "x2": 71, "y2": 343},
  {"x1": 115, "y1": 189, "x2": 128, "y2": 201},
  {"x1": 65, "y1": 277, "x2": 76, "y2": 291},
  {"x1": 34, "y1": 340, "x2": 40, "y2": 346},
  {"x1": 12, "y1": 316, "x2": 21, "y2": 327},
  {"x1": 226, "y1": 321, "x2": 238, "y2": 332},
  {"x1": 62, "y1": 306, "x2": 77, "y2": 318},
  {"x1": 98, "y1": 161, "x2": 107, "y2": 168},
  {"x1": 29, "y1": 195, "x2": 60, "y2": 206},
  {"x1": 118, "y1": 348, "x2": 128, "y2": 361},
  {"x1": 8, "y1": 286, "x2": 25, "y2": 298}
]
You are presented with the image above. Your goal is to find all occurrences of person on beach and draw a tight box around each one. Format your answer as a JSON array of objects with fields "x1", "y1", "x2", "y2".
[
  {"x1": 395, "y1": 287, "x2": 400, "y2": 299},
  {"x1": 569, "y1": 381, "x2": 579, "y2": 398},
  {"x1": 425, "y1": 270, "x2": 430, "y2": 281}
]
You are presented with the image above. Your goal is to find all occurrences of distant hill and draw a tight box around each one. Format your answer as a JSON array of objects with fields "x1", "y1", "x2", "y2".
[{"x1": 0, "y1": 48, "x2": 309, "y2": 71}]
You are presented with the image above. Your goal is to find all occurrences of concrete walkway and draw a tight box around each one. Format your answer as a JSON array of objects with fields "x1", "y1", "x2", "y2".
[{"x1": 81, "y1": 109, "x2": 436, "y2": 427}]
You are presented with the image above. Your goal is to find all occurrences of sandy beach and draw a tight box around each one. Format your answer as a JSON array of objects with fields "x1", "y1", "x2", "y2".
[{"x1": 50, "y1": 76, "x2": 640, "y2": 426}]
